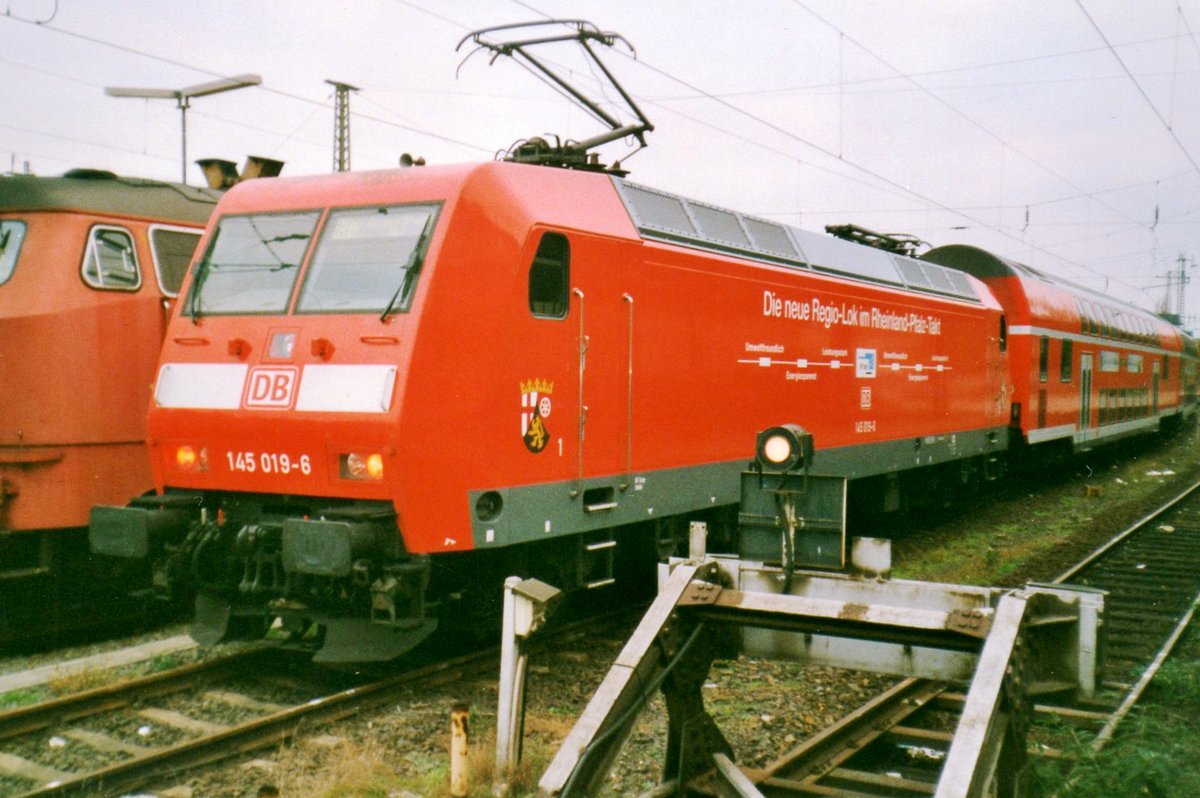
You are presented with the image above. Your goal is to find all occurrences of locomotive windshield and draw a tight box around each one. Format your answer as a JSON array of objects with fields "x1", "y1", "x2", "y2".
[
  {"x1": 297, "y1": 203, "x2": 438, "y2": 314},
  {"x1": 185, "y1": 204, "x2": 439, "y2": 317},
  {"x1": 0, "y1": 220, "x2": 27, "y2": 286},
  {"x1": 186, "y1": 211, "x2": 319, "y2": 316}
]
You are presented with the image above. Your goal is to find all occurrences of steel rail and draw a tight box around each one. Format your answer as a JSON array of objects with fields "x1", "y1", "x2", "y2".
[
  {"x1": 1052, "y1": 476, "x2": 1200, "y2": 585},
  {"x1": 0, "y1": 647, "x2": 272, "y2": 741},
  {"x1": 15, "y1": 647, "x2": 493, "y2": 798},
  {"x1": 717, "y1": 476, "x2": 1200, "y2": 796},
  {"x1": 1046, "y1": 477, "x2": 1200, "y2": 754},
  {"x1": 1, "y1": 608, "x2": 638, "y2": 798}
]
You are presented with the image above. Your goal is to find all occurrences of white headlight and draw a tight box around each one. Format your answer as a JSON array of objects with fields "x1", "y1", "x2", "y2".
[{"x1": 762, "y1": 434, "x2": 793, "y2": 465}]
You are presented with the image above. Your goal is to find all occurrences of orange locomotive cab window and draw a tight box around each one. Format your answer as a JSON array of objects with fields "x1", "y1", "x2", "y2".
[
  {"x1": 149, "y1": 226, "x2": 202, "y2": 296},
  {"x1": 82, "y1": 225, "x2": 140, "y2": 291},
  {"x1": 185, "y1": 211, "x2": 319, "y2": 317},
  {"x1": 528, "y1": 232, "x2": 570, "y2": 319},
  {"x1": 297, "y1": 203, "x2": 439, "y2": 315},
  {"x1": 0, "y1": 219, "x2": 26, "y2": 286}
]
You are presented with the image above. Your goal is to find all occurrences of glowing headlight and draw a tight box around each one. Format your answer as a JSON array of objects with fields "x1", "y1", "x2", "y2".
[
  {"x1": 174, "y1": 445, "x2": 208, "y2": 472},
  {"x1": 342, "y1": 452, "x2": 384, "y2": 481},
  {"x1": 755, "y1": 425, "x2": 813, "y2": 473},
  {"x1": 762, "y1": 434, "x2": 794, "y2": 466}
]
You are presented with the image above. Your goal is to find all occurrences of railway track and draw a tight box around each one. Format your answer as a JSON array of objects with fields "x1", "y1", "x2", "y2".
[
  {"x1": 0, "y1": 642, "x2": 497, "y2": 797},
  {"x1": 739, "y1": 478, "x2": 1200, "y2": 796},
  {"x1": 0, "y1": 608, "x2": 637, "y2": 798}
]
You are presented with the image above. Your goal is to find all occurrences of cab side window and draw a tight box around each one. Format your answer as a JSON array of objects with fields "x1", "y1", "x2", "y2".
[
  {"x1": 150, "y1": 226, "x2": 201, "y2": 296},
  {"x1": 528, "y1": 232, "x2": 570, "y2": 319},
  {"x1": 82, "y1": 225, "x2": 140, "y2": 290},
  {"x1": 0, "y1": 220, "x2": 27, "y2": 286}
]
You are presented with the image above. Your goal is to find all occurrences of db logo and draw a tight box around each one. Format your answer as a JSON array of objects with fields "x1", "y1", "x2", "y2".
[{"x1": 243, "y1": 366, "x2": 298, "y2": 409}]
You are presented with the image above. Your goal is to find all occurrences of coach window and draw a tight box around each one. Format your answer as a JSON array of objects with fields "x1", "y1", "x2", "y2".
[
  {"x1": 149, "y1": 226, "x2": 202, "y2": 296},
  {"x1": 0, "y1": 220, "x2": 26, "y2": 286},
  {"x1": 82, "y1": 225, "x2": 140, "y2": 291},
  {"x1": 1060, "y1": 338, "x2": 1073, "y2": 382},
  {"x1": 1038, "y1": 336, "x2": 1049, "y2": 382},
  {"x1": 528, "y1": 232, "x2": 570, "y2": 319}
]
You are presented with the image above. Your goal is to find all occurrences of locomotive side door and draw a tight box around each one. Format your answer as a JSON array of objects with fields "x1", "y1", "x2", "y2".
[
  {"x1": 558, "y1": 236, "x2": 631, "y2": 510},
  {"x1": 1153, "y1": 360, "x2": 1161, "y2": 416},
  {"x1": 1080, "y1": 353, "x2": 1093, "y2": 431},
  {"x1": 511, "y1": 228, "x2": 632, "y2": 589},
  {"x1": 519, "y1": 229, "x2": 626, "y2": 501}
]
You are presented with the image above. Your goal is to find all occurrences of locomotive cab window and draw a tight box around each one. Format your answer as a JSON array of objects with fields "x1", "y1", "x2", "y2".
[
  {"x1": 150, "y1": 226, "x2": 202, "y2": 297},
  {"x1": 529, "y1": 232, "x2": 570, "y2": 319},
  {"x1": 0, "y1": 219, "x2": 27, "y2": 286},
  {"x1": 186, "y1": 211, "x2": 319, "y2": 315},
  {"x1": 82, "y1": 225, "x2": 140, "y2": 291},
  {"x1": 297, "y1": 203, "x2": 439, "y2": 314}
]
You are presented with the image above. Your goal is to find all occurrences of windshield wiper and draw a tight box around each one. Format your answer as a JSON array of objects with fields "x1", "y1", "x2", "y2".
[{"x1": 380, "y1": 216, "x2": 434, "y2": 323}]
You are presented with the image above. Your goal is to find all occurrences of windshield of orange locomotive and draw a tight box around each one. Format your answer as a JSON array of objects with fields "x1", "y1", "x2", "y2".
[
  {"x1": 186, "y1": 211, "x2": 319, "y2": 315},
  {"x1": 296, "y1": 203, "x2": 439, "y2": 314},
  {"x1": 185, "y1": 204, "x2": 439, "y2": 317},
  {"x1": 0, "y1": 220, "x2": 27, "y2": 286}
]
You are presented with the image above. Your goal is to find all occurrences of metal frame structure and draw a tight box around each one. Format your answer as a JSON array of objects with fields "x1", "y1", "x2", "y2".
[
  {"x1": 456, "y1": 20, "x2": 653, "y2": 173},
  {"x1": 537, "y1": 552, "x2": 1105, "y2": 797},
  {"x1": 326, "y1": 80, "x2": 359, "y2": 173},
  {"x1": 104, "y1": 75, "x2": 261, "y2": 185}
]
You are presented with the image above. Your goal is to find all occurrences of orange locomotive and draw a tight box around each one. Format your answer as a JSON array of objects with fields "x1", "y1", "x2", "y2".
[
  {"x1": 0, "y1": 169, "x2": 216, "y2": 639},
  {"x1": 91, "y1": 161, "x2": 1025, "y2": 661}
]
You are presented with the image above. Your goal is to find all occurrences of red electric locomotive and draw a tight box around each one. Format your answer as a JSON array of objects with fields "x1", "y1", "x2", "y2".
[
  {"x1": 90, "y1": 161, "x2": 1014, "y2": 661},
  {"x1": 0, "y1": 169, "x2": 216, "y2": 639},
  {"x1": 922, "y1": 245, "x2": 1198, "y2": 450}
]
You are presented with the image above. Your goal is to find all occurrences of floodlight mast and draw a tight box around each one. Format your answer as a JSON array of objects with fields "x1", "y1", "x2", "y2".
[
  {"x1": 456, "y1": 20, "x2": 653, "y2": 174},
  {"x1": 104, "y1": 74, "x2": 262, "y2": 184}
]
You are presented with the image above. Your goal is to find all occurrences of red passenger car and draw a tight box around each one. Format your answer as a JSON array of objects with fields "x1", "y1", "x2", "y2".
[
  {"x1": 922, "y1": 245, "x2": 1197, "y2": 451},
  {"x1": 0, "y1": 170, "x2": 216, "y2": 638},
  {"x1": 92, "y1": 161, "x2": 1012, "y2": 661}
]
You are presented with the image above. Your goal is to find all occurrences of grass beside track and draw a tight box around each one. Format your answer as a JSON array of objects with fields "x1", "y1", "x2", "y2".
[{"x1": 1037, "y1": 627, "x2": 1200, "y2": 797}]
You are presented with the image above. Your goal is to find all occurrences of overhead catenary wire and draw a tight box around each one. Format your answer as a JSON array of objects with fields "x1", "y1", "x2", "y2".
[
  {"x1": 502, "y1": 0, "x2": 1178, "y2": 303},
  {"x1": 790, "y1": 0, "x2": 1156, "y2": 235},
  {"x1": 0, "y1": 11, "x2": 494, "y2": 159},
  {"x1": 1075, "y1": 0, "x2": 1200, "y2": 176},
  {"x1": 4, "y1": 1, "x2": 1195, "y2": 316}
]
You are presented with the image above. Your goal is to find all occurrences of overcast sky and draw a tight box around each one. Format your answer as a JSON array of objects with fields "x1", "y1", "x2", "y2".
[{"x1": 5, "y1": 1, "x2": 1200, "y2": 326}]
